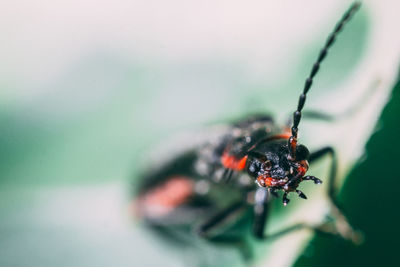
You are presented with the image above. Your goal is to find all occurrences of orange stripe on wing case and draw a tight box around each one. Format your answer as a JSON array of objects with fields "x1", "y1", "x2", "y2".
[
  {"x1": 136, "y1": 176, "x2": 194, "y2": 218},
  {"x1": 221, "y1": 153, "x2": 248, "y2": 171},
  {"x1": 274, "y1": 133, "x2": 291, "y2": 140}
]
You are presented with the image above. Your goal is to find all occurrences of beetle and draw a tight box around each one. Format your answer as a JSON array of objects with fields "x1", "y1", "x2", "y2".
[{"x1": 134, "y1": 2, "x2": 361, "y2": 243}]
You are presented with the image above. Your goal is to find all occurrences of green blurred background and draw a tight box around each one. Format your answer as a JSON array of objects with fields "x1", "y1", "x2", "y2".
[{"x1": 1, "y1": 1, "x2": 399, "y2": 266}]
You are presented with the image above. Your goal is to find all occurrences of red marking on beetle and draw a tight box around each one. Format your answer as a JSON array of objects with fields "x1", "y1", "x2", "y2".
[
  {"x1": 275, "y1": 132, "x2": 291, "y2": 140},
  {"x1": 290, "y1": 136, "x2": 297, "y2": 152},
  {"x1": 264, "y1": 177, "x2": 273, "y2": 187},
  {"x1": 221, "y1": 153, "x2": 248, "y2": 171},
  {"x1": 297, "y1": 160, "x2": 309, "y2": 176},
  {"x1": 272, "y1": 127, "x2": 292, "y2": 141},
  {"x1": 297, "y1": 166, "x2": 306, "y2": 176},
  {"x1": 136, "y1": 176, "x2": 194, "y2": 218},
  {"x1": 257, "y1": 175, "x2": 287, "y2": 188}
]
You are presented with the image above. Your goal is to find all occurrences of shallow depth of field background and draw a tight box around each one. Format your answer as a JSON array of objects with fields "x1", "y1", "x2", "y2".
[{"x1": 1, "y1": 1, "x2": 399, "y2": 267}]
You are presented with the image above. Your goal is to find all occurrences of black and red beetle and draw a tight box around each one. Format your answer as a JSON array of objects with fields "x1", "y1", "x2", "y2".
[{"x1": 134, "y1": 2, "x2": 361, "y2": 243}]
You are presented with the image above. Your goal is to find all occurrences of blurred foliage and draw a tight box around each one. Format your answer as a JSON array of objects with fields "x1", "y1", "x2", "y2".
[{"x1": 295, "y1": 77, "x2": 400, "y2": 267}]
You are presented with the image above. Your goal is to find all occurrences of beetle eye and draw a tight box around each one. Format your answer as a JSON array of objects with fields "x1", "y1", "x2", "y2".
[
  {"x1": 295, "y1": 144, "x2": 310, "y2": 160},
  {"x1": 263, "y1": 160, "x2": 272, "y2": 170}
]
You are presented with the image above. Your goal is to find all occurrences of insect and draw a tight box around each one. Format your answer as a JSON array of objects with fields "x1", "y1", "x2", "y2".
[{"x1": 135, "y1": 2, "x2": 361, "y2": 243}]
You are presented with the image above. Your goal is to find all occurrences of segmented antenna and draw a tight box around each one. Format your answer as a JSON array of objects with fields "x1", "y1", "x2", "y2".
[{"x1": 288, "y1": 1, "x2": 361, "y2": 160}]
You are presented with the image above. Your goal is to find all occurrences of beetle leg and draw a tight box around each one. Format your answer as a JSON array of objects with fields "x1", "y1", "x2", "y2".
[
  {"x1": 308, "y1": 146, "x2": 362, "y2": 243},
  {"x1": 222, "y1": 168, "x2": 234, "y2": 182},
  {"x1": 308, "y1": 147, "x2": 338, "y2": 205},
  {"x1": 282, "y1": 192, "x2": 290, "y2": 206},
  {"x1": 260, "y1": 221, "x2": 358, "y2": 241},
  {"x1": 299, "y1": 78, "x2": 381, "y2": 124},
  {"x1": 296, "y1": 189, "x2": 307, "y2": 199},
  {"x1": 196, "y1": 200, "x2": 246, "y2": 237},
  {"x1": 253, "y1": 187, "x2": 272, "y2": 239},
  {"x1": 303, "y1": 175, "x2": 322, "y2": 184},
  {"x1": 286, "y1": 79, "x2": 381, "y2": 125},
  {"x1": 270, "y1": 188, "x2": 279, "y2": 198}
]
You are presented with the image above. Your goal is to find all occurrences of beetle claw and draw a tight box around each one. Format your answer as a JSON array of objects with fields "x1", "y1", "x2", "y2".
[
  {"x1": 296, "y1": 189, "x2": 307, "y2": 199},
  {"x1": 313, "y1": 178, "x2": 322, "y2": 184},
  {"x1": 283, "y1": 192, "x2": 290, "y2": 206}
]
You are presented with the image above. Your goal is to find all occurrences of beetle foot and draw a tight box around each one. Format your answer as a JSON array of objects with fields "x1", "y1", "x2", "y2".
[
  {"x1": 303, "y1": 175, "x2": 322, "y2": 184},
  {"x1": 282, "y1": 192, "x2": 290, "y2": 206}
]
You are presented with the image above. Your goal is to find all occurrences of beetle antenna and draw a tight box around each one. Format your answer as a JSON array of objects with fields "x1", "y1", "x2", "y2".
[{"x1": 288, "y1": 1, "x2": 361, "y2": 160}]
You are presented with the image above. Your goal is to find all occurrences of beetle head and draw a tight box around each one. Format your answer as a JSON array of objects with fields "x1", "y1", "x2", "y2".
[{"x1": 246, "y1": 140, "x2": 319, "y2": 205}]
